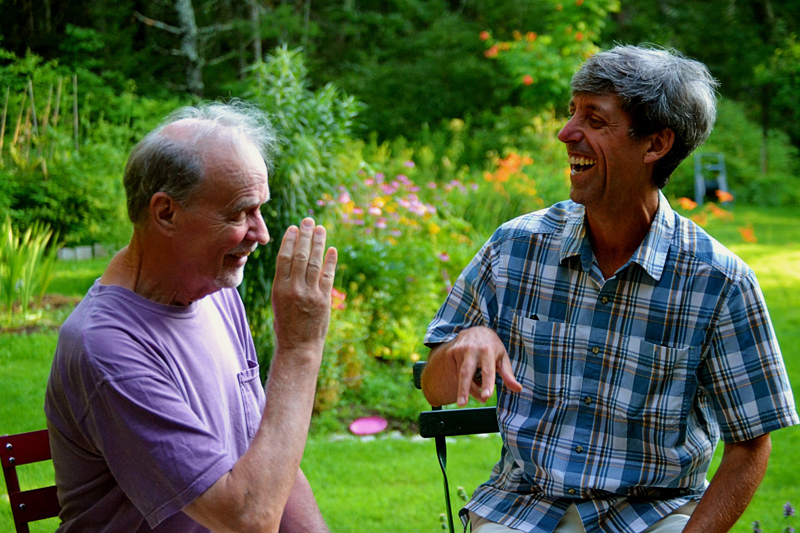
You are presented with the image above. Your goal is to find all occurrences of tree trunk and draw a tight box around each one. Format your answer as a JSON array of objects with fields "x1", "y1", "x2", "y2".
[
  {"x1": 760, "y1": 84, "x2": 770, "y2": 175},
  {"x1": 174, "y1": 0, "x2": 204, "y2": 96},
  {"x1": 251, "y1": 1, "x2": 262, "y2": 64}
]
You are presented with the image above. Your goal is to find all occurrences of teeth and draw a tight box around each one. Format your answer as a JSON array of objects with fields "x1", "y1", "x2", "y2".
[{"x1": 568, "y1": 156, "x2": 596, "y2": 166}]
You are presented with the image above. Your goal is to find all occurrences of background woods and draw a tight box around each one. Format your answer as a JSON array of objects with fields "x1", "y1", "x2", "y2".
[{"x1": 1, "y1": 2, "x2": 799, "y2": 531}]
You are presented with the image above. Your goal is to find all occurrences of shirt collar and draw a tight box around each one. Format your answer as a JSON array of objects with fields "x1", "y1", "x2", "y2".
[
  {"x1": 629, "y1": 191, "x2": 675, "y2": 281},
  {"x1": 559, "y1": 191, "x2": 675, "y2": 281}
]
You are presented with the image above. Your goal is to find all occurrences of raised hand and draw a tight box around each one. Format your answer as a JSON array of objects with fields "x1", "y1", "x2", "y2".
[{"x1": 271, "y1": 218, "x2": 338, "y2": 360}]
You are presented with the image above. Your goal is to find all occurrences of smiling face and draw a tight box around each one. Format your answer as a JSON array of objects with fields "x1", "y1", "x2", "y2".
[
  {"x1": 172, "y1": 137, "x2": 270, "y2": 301},
  {"x1": 557, "y1": 93, "x2": 657, "y2": 212}
]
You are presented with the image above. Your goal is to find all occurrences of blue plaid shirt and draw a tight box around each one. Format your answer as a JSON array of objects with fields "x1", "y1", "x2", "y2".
[{"x1": 425, "y1": 194, "x2": 798, "y2": 533}]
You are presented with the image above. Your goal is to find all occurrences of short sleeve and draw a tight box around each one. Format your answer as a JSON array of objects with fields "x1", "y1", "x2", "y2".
[
  {"x1": 83, "y1": 368, "x2": 234, "y2": 528},
  {"x1": 699, "y1": 270, "x2": 799, "y2": 442},
  {"x1": 425, "y1": 234, "x2": 501, "y2": 347}
]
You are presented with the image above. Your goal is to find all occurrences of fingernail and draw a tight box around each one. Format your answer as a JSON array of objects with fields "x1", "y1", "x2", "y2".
[{"x1": 302, "y1": 218, "x2": 314, "y2": 228}]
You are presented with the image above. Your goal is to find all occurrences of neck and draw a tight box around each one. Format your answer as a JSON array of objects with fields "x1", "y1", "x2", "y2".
[
  {"x1": 585, "y1": 191, "x2": 659, "y2": 279},
  {"x1": 100, "y1": 230, "x2": 189, "y2": 306}
]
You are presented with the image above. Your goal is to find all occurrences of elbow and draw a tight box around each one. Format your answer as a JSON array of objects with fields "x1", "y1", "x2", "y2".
[
  {"x1": 233, "y1": 508, "x2": 283, "y2": 533},
  {"x1": 211, "y1": 506, "x2": 283, "y2": 533}
]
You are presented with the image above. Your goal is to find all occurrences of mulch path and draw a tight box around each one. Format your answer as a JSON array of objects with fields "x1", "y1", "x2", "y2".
[{"x1": 0, "y1": 295, "x2": 82, "y2": 334}]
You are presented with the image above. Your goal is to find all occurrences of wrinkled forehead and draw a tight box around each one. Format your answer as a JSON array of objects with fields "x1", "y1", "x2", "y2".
[{"x1": 569, "y1": 92, "x2": 625, "y2": 114}]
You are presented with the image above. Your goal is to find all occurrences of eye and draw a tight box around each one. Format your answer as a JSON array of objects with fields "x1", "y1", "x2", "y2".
[{"x1": 588, "y1": 116, "x2": 604, "y2": 128}]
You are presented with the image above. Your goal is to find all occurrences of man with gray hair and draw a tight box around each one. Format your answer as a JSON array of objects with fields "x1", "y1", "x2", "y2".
[
  {"x1": 46, "y1": 101, "x2": 336, "y2": 532},
  {"x1": 422, "y1": 45, "x2": 798, "y2": 532}
]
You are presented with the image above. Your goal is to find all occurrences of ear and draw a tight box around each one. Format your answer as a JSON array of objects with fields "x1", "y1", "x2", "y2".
[
  {"x1": 643, "y1": 128, "x2": 675, "y2": 165},
  {"x1": 149, "y1": 192, "x2": 179, "y2": 235}
]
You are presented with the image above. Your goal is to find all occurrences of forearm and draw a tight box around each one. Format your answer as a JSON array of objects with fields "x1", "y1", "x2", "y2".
[
  {"x1": 186, "y1": 349, "x2": 321, "y2": 532},
  {"x1": 683, "y1": 434, "x2": 771, "y2": 533},
  {"x1": 279, "y1": 468, "x2": 328, "y2": 532},
  {"x1": 421, "y1": 341, "x2": 460, "y2": 407},
  {"x1": 229, "y1": 349, "x2": 322, "y2": 529}
]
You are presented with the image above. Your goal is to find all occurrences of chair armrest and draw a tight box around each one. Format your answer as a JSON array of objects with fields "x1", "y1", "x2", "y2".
[
  {"x1": 418, "y1": 407, "x2": 498, "y2": 438},
  {"x1": 413, "y1": 361, "x2": 427, "y2": 390}
]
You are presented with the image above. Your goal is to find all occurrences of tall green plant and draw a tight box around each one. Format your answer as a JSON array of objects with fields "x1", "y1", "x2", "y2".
[
  {"x1": 0, "y1": 217, "x2": 58, "y2": 322},
  {"x1": 238, "y1": 46, "x2": 363, "y2": 371}
]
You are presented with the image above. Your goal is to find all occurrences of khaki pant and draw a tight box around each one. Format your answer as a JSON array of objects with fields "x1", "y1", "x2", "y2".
[{"x1": 470, "y1": 502, "x2": 698, "y2": 533}]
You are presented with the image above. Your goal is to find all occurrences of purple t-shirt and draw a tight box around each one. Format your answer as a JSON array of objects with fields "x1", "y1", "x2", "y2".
[{"x1": 45, "y1": 282, "x2": 266, "y2": 532}]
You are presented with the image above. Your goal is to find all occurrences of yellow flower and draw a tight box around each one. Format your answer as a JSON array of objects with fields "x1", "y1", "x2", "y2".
[{"x1": 429, "y1": 223, "x2": 441, "y2": 235}]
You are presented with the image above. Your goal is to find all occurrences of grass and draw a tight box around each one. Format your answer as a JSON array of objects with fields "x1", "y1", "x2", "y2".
[{"x1": 1, "y1": 204, "x2": 798, "y2": 532}]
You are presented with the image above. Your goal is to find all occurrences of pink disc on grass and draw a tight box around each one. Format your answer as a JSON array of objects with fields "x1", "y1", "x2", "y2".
[{"x1": 348, "y1": 416, "x2": 388, "y2": 436}]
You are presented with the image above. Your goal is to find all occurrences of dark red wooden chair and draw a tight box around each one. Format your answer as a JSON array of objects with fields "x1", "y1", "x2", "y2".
[{"x1": 1, "y1": 429, "x2": 61, "y2": 532}]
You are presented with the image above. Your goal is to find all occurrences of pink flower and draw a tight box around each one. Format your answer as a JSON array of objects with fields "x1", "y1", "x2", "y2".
[
  {"x1": 331, "y1": 288, "x2": 347, "y2": 310},
  {"x1": 375, "y1": 218, "x2": 387, "y2": 229},
  {"x1": 427, "y1": 182, "x2": 437, "y2": 189},
  {"x1": 404, "y1": 161, "x2": 416, "y2": 168},
  {"x1": 409, "y1": 185, "x2": 420, "y2": 192},
  {"x1": 397, "y1": 174, "x2": 410, "y2": 185},
  {"x1": 368, "y1": 206, "x2": 382, "y2": 215},
  {"x1": 352, "y1": 207, "x2": 364, "y2": 215},
  {"x1": 438, "y1": 252, "x2": 450, "y2": 262},
  {"x1": 365, "y1": 178, "x2": 374, "y2": 186},
  {"x1": 316, "y1": 199, "x2": 327, "y2": 206},
  {"x1": 338, "y1": 192, "x2": 352, "y2": 204},
  {"x1": 375, "y1": 172, "x2": 385, "y2": 183}
]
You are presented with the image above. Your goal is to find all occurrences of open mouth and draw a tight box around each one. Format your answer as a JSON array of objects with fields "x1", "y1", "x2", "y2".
[
  {"x1": 228, "y1": 250, "x2": 253, "y2": 260},
  {"x1": 569, "y1": 155, "x2": 597, "y2": 175}
]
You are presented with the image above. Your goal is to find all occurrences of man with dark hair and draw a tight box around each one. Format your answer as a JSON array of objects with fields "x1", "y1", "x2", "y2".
[
  {"x1": 46, "y1": 102, "x2": 336, "y2": 532},
  {"x1": 422, "y1": 45, "x2": 798, "y2": 533}
]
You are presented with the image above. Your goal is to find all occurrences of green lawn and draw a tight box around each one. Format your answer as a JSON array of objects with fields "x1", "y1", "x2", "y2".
[{"x1": 1, "y1": 204, "x2": 799, "y2": 532}]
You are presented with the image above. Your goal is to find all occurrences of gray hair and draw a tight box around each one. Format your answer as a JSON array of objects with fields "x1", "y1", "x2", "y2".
[
  {"x1": 123, "y1": 100, "x2": 277, "y2": 225},
  {"x1": 571, "y1": 45, "x2": 718, "y2": 188}
]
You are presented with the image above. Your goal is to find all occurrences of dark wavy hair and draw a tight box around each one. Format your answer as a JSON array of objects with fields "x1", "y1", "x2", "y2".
[{"x1": 571, "y1": 45, "x2": 719, "y2": 188}]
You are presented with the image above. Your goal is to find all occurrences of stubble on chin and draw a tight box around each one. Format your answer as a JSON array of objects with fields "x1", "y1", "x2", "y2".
[{"x1": 214, "y1": 266, "x2": 245, "y2": 289}]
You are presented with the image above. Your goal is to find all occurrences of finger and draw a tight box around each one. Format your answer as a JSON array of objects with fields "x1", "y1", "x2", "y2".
[
  {"x1": 274, "y1": 226, "x2": 298, "y2": 281},
  {"x1": 469, "y1": 380, "x2": 483, "y2": 402},
  {"x1": 319, "y1": 247, "x2": 338, "y2": 293},
  {"x1": 290, "y1": 218, "x2": 315, "y2": 279},
  {"x1": 480, "y1": 353, "x2": 496, "y2": 402},
  {"x1": 456, "y1": 353, "x2": 478, "y2": 407},
  {"x1": 305, "y1": 225, "x2": 327, "y2": 285},
  {"x1": 498, "y1": 355, "x2": 523, "y2": 393}
]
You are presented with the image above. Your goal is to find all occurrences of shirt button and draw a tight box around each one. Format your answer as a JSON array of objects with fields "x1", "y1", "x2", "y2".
[
  {"x1": 591, "y1": 346, "x2": 600, "y2": 355},
  {"x1": 575, "y1": 445, "x2": 584, "y2": 453},
  {"x1": 567, "y1": 488, "x2": 577, "y2": 496},
  {"x1": 584, "y1": 396, "x2": 593, "y2": 405},
  {"x1": 600, "y1": 296, "x2": 609, "y2": 304}
]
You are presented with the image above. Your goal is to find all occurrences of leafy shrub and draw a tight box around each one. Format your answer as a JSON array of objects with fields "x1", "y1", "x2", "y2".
[
  {"x1": 0, "y1": 47, "x2": 182, "y2": 246},
  {"x1": 479, "y1": 0, "x2": 620, "y2": 111},
  {"x1": 668, "y1": 98, "x2": 800, "y2": 207},
  {"x1": 237, "y1": 46, "x2": 363, "y2": 373}
]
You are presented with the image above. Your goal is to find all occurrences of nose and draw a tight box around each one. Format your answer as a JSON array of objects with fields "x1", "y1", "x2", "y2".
[
  {"x1": 248, "y1": 209, "x2": 270, "y2": 245},
  {"x1": 557, "y1": 116, "x2": 581, "y2": 144}
]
